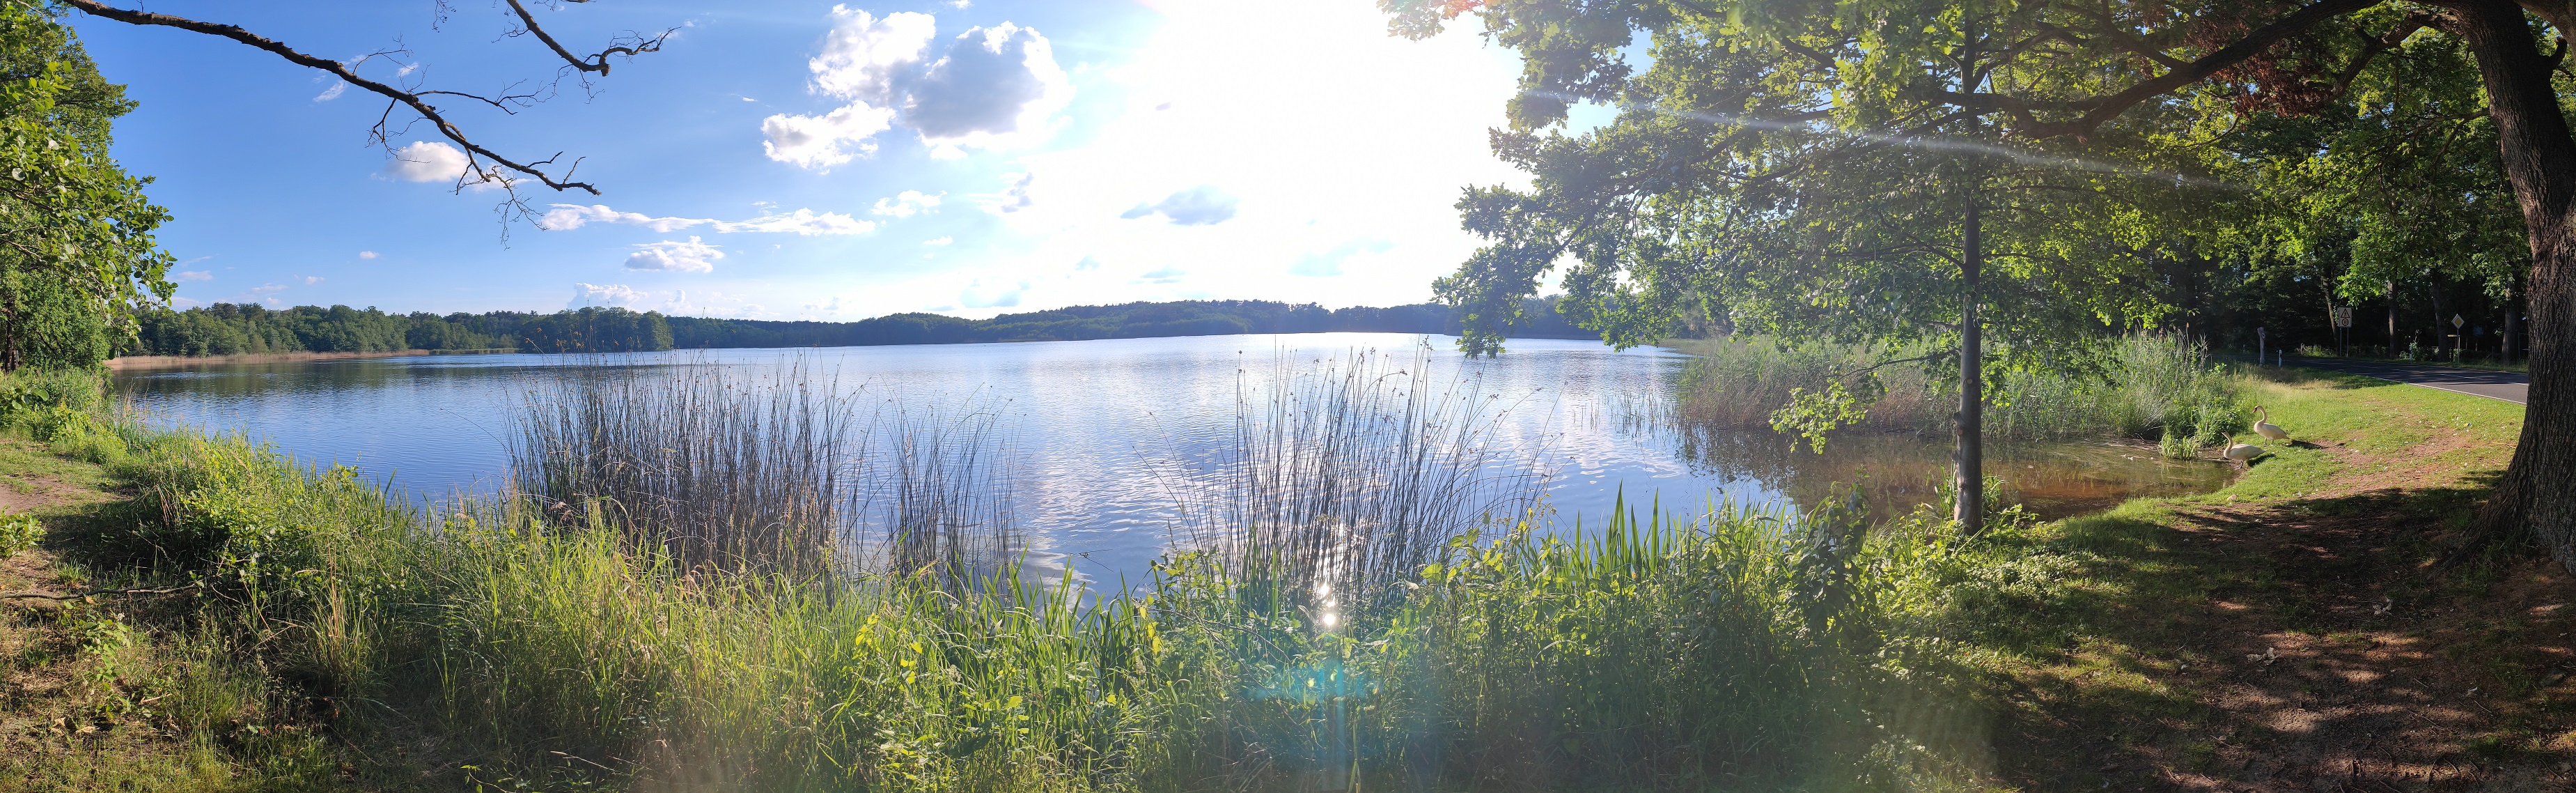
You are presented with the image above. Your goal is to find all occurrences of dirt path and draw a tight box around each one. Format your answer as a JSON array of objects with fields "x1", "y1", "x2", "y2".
[{"x1": 1988, "y1": 392, "x2": 2575, "y2": 790}]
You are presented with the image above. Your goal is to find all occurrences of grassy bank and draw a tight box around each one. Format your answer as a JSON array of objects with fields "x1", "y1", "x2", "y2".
[
  {"x1": 0, "y1": 362, "x2": 2554, "y2": 790},
  {"x1": 1930, "y1": 367, "x2": 2568, "y2": 787}
]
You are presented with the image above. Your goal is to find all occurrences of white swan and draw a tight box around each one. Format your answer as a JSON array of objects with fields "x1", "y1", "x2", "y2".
[
  {"x1": 2253, "y1": 406, "x2": 2289, "y2": 442},
  {"x1": 2224, "y1": 442, "x2": 2265, "y2": 468}
]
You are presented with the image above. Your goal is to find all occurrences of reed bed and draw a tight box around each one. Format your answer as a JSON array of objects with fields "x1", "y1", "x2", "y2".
[
  {"x1": 1187, "y1": 348, "x2": 1543, "y2": 617},
  {"x1": 508, "y1": 360, "x2": 1026, "y2": 582},
  {"x1": 510, "y1": 360, "x2": 855, "y2": 578},
  {"x1": 1673, "y1": 334, "x2": 2246, "y2": 454},
  {"x1": 1671, "y1": 337, "x2": 1944, "y2": 429},
  {"x1": 875, "y1": 401, "x2": 1017, "y2": 579}
]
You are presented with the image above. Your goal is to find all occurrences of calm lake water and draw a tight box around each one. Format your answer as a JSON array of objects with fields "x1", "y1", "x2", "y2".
[{"x1": 111, "y1": 332, "x2": 2231, "y2": 582}]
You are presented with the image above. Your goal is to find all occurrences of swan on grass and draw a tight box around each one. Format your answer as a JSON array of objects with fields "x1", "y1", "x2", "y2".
[{"x1": 2253, "y1": 406, "x2": 2290, "y2": 442}]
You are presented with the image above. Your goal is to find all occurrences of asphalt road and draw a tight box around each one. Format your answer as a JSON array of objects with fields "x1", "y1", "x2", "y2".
[{"x1": 2285, "y1": 357, "x2": 2529, "y2": 406}]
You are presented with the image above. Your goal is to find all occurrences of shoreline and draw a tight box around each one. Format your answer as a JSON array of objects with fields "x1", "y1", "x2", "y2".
[{"x1": 105, "y1": 348, "x2": 515, "y2": 371}]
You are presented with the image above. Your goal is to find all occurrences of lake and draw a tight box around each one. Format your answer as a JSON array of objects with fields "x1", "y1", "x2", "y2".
[{"x1": 111, "y1": 332, "x2": 2231, "y2": 582}]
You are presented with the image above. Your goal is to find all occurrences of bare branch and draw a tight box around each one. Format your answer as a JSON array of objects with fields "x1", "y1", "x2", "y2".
[
  {"x1": 60, "y1": 0, "x2": 623, "y2": 197},
  {"x1": 500, "y1": 0, "x2": 671, "y2": 76},
  {"x1": 1, "y1": 580, "x2": 201, "y2": 601}
]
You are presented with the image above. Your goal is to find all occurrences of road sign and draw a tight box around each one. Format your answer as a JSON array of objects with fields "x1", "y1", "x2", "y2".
[
  {"x1": 2333, "y1": 307, "x2": 2352, "y2": 328},
  {"x1": 2453, "y1": 314, "x2": 2467, "y2": 329}
]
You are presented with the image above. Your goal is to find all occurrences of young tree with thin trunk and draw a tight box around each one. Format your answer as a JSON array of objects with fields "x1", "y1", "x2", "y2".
[{"x1": 1387, "y1": 0, "x2": 2576, "y2": 555}]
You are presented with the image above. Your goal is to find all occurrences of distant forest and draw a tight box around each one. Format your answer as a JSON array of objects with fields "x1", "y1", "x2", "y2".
[{"x1": 124, "y1": 298, "x2": 1595, "y2": 357}]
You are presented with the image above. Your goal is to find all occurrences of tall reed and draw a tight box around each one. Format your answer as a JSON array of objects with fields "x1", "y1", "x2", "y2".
[
  {"x1": 1676, "y1": 334, "x2": 2245, "y2": 455},
  {"x1": 875, "y1": 402, "x2": 1017, "y2": 579},
  {"x1": 1670, "y1": 336, "x2": 1945, "y2": 429},
  {"x1": 1190, "y1": 349, "x2": 1542, "y2": 616},
  {"x1": 1985, "y1": 334, "x2": 2245, "y2": 452},
  {"x1": 509, "y1": 360, "x2": 857, "y2": 578}
]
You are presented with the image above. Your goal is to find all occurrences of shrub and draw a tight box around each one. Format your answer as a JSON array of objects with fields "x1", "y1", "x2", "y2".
[{"x1": 0, "y1": 511, "x2": 40, "y2": 557}]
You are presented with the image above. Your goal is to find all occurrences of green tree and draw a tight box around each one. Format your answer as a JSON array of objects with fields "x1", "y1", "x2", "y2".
[
  {"x1": 2225, "y1": 33, "x2": 2525, "y2": 359},
  {"x1": 0, "y1": 1, "x2": 169, "y2": 369},
  {"x1": 1389, "y1": 0, "x2": 2576, "y2": 552}
]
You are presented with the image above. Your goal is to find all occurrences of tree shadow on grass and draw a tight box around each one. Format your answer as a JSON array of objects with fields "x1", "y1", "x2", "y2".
[{"x1": 1960, "y1": 473, "x2": 2573, "y2": 790}]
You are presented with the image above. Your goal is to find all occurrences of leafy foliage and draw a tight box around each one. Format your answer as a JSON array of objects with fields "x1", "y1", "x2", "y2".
[
  {"x1": 0, "y1": 509, "x2": 38, "y2": 557},
  {"x1": 0, "y1": 1, "x2": 171, "y2": 369}
]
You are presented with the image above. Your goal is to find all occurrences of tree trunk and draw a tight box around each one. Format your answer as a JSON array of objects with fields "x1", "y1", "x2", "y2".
[
  {"x1": 2430, "y1": 281, "x2": 2446, "y2": 360},
  {"x1": 1956, "y1": 199, "x2": 1984, "y2": 532},
  {"x1": 2459, "y1": 0, "x2": 2576, "y2": 565},
  {"x1": 2506, "y1": 286, "x2": 2520, "y2": 363}
]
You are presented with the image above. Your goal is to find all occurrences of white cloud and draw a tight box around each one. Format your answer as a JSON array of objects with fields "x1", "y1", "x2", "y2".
[
  {"x1": 871, "y1": 190, "x2": 943, "y2": 217},
  {"x1": 902, "y1": 22, "x2": 1074, "y2": 152},
  {"x1": 540, "y1": 204, "x2": 873, "y2": 236},
  {"x1": 760, "y1": 103, "x2": 898, "y2": 169},
  {"x1": 923, "y1": 236, "x2": 953, "y2": 246},
  {"x1": 725, "y1": 208, "x2": 875, "y2": 235},
  {"x1": 758, "y1": 7, "x2": 935, "y2": 171},
  {"x1": 811, "y1": 8, "x2": 936, "y2": 103},
  {"x1": 384, "y1": 141, "x2": 504, "y2": 190},
  {"x1": 624, "y1": 238, "x2": 724, "y2": 272},
  {"x1": 314, "y1": 79, "x2": 347, "y2": 102},
  {"x1": 1119, "y1": 185, "x2": 1238, "y2": 226},
  {"x1": 570, "y1": 282, "x2": 649, "y2": 309},
  {"x1": 765, "y1": 10, "x2": 1073, "y2": 168},
  {"x1": 975, "y1": 172, "x2": 1034, "y2": 214},
  {"x1": 302, "y1": 276, "x2": 325, "y2": 285},
  {"x1": 1291, "y1": 238, "x2": 1397, "y2": 277},
  {"x1": 935, "y1": 0, "x2": 1526, "y2": 313},
  {"x1": 174, "y1": 270, "x2": 213, "y2": 282},
  {"x1": 248, "y1": 284, "x2": 288, "y2": 295},
  {"x1": 357, "y1": 251, "x2": 378, "y2": 260},
  {"x1": 959, "y1": 279, "x2": 1027, "y2": 308}
]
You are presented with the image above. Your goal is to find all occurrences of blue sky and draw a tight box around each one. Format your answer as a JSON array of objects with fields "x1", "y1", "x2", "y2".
[{"x1": 70, "y1": 1, "x2": 1552, "y2": 320}]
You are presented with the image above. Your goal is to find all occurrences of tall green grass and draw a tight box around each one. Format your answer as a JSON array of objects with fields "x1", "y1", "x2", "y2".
[
  {"x1": 1675, "y1": 334, "x2": 2245, "y2": 455},
  {"x1": 1671, "y1": 337, "x2": 1945, "y2": 429},
  {"x1": 1986, "y1": 336, "x2": 2245, "y2": 454},
  {"x1": 1150, "y1": 491, "x2": 1986, "y2": 790}
]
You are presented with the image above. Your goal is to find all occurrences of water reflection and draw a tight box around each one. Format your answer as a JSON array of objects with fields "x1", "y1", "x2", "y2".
[{"x1": 1659, "y1": 427, "x2": 2233, "y2": 523}]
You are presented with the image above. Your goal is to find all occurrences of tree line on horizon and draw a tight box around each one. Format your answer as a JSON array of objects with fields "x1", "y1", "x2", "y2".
[{"x1": 119, "y1": 298, "x2": 1599, "y2": 358}]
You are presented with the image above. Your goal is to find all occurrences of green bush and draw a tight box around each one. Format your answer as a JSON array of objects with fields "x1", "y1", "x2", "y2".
[
  {"x1": 0, "y1": 511, "x2": 40, "y2": 557},
  {"x1": 0, "y1": 368, "x2": 104, "y2": 429}
]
